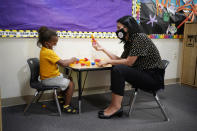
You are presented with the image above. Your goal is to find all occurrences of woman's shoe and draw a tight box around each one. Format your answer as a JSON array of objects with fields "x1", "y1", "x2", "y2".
[
  {"x1": 98, "y1": 109, "x2": 123, "y2": 119},
  {"x1": 98, "y1": 106, "x2": 109, "y2": 115},
  {"x1": 98, "y1": 110, "x2": 104, "y2": 115}
]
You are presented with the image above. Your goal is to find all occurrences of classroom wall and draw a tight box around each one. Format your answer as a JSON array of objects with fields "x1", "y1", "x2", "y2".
[{"x1": 0, "y1": 38, "x2": 182, "y2": 99}]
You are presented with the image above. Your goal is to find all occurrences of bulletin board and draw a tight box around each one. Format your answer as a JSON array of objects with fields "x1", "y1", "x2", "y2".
[
  {"x1": 1, "y1": 0, "x2": 196, "y2": 39},
  {"x1": 0, "y1": 0, "x2": 132, "y2": 38},
  {"x1": 135, "y1": 0, "x2": 197, "y2": 38}
]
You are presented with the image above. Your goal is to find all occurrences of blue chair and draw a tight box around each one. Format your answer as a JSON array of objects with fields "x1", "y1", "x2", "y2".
[
  {"x1": 128, "y1": 60, "x2": 170, "y2": 121},
  {"x1": 24, "y1": 58, "x2": 61, "y2": 116}
]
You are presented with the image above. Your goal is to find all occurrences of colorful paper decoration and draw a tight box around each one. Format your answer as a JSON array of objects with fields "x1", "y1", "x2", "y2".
[{"x1": 146, "y1": 15, "x2": 158, "y2": 27}]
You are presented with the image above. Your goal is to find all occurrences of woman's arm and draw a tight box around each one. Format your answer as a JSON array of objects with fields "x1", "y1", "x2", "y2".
[
  {"x1": 92, "y1": 41, "x2": 121, "y2": 60},
  {"x1": 102, "y1": 48, "x2": 121, "y2": 60},
  {"x1": 99, "y1": 56, "x2": 138, "y2": 66},
  {"x1": 56, "y1": 57, "x2": 77, "y2": 67}
]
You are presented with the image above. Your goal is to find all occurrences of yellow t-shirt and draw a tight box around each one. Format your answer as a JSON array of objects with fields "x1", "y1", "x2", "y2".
[{"x1": 40, "y1": 47, "x2": 61, "y2": 80}]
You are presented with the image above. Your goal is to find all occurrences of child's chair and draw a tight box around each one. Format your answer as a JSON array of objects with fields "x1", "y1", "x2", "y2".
[
  {"x1": 24, "y1": 58, "x2": 62, "y2": 116},
  {"x1": 128, "y1": 60, "x2": 170, "y2": 121}
]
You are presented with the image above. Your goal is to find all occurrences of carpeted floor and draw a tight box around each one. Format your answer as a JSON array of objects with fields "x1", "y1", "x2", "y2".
[{"x1": 2, "y1": 84, "x2": 197, "y2": 131}]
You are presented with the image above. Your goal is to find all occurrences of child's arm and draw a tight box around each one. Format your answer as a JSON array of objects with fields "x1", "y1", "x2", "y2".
[{"x1": 57, "y1": 57, "x2": 77, "y2": 67}]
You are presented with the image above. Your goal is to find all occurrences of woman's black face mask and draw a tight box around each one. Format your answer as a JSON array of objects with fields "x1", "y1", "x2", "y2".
[{"x1": 116, "y1": 28, "x2": 127, "y2": 41}]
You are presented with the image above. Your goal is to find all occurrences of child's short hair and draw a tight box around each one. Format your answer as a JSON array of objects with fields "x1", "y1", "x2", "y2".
[{"x1": 37, "y1": 26, "x2": 57, "y2": 47}]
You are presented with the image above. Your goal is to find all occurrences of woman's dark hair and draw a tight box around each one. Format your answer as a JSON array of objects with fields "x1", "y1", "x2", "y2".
[
  {"x1": 37, "y1": 26, "x2": 57, "y2": 47},
  {"x1": 117, "y1": 16, "x2": 143, "y2": 41}
]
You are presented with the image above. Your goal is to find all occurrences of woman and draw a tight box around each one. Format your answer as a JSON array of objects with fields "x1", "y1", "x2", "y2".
[{"x1": 92, "y1": 16, "x2": 165, "y2": 119}]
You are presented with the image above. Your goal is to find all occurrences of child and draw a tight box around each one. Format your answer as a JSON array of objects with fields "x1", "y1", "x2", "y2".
[{"x1": 37, "y1": 26, "x2": 77, "y2": 114}]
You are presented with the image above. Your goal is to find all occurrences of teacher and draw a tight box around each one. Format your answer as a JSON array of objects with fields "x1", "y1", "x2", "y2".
[{"x1": 92, "y1": 16, "x2": 165, "y2": 119}]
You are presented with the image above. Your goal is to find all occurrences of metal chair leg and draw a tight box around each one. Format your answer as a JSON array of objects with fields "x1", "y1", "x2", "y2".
[
  {"x1": 128, "y1": 90, "x2": 138, "y2": 116},
  {"x1": 35, "y1": 91, "x2": 44, "y2": 103},
  {"x1": 54, "y1": 89, "x2": 61, "y2": 116},
  {"x1": 24, "y1": 91, "x2": 39, "y2": 114},
  {"x1": 154, "y1": 94, "x2": 169, "y2": 121}
]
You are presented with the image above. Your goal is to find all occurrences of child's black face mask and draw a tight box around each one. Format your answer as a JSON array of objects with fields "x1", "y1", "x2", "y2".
[{"x1": 116, "y1": 28, "x2": 127, "y2": 41}]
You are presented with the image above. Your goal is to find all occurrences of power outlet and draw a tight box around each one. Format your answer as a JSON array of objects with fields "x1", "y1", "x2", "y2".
[{"x1": 173, "y1": 53, "x2": 177, "y2": 60}]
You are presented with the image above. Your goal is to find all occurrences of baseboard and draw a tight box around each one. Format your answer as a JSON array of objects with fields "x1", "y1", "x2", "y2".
[
  {"x1": 2, "y1": 93, "x2": 54, "y2": 108},
  {"x1": 2, "y1": 78, "x2": 179, "y2": 107},
  {"x1": 2, "y1": 86, "x2": 113, "y2": 107},
  {"x1": 165, "y1": 78, "x2": 180, "y2": 85}
]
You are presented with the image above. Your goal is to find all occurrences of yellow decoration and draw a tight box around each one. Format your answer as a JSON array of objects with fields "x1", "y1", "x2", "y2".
[
  {"x1": 42, "y1": 104, "x2": 46, "y2": 108},
  {"x1": 85, "y1": 61, "x2": 91, "y2": 66},
  {"x1": 0, "y1": 29, "x2": 120, "y2": 38},
  {"x1": 69, "y1": 64, "x2": 75, "y2": 67}
]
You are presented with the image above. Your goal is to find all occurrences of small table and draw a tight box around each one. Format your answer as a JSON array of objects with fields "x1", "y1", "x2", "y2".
[{"x1": 65, "y1": 64, "x2": 112, "y2": 114}]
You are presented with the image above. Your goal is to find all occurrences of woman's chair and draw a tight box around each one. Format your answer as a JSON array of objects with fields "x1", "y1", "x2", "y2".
[
  {"x1": 24, "y1": 58, "x2": 62, "y2": 116},
  {"x1": 128, "y1": 60, "x2": 170, "y2": 121}
]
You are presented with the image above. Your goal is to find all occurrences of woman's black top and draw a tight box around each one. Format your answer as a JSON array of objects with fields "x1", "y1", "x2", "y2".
[
  {"x1": 121, "y1": 33, "x2": 164, "y2": 70},
  {"x1": 121, "y1": 33, "x2": 165, "y2": 90}
]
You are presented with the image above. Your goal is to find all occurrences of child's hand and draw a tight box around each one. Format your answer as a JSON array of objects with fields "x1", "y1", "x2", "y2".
[
  {"x1": 92, "y1": 41, "x2": 104, "y2": 51},
  {"x1": 70, "y1": 57, "x2": 77, "y2": 63}
]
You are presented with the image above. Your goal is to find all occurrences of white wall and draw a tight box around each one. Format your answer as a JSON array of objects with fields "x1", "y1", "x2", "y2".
[
  {"x1": 153, "y1": 39, "x2": 182, "y2": 79},
  {"x1": 0, "y1": 38, "x2": 182, "y2": 99}
]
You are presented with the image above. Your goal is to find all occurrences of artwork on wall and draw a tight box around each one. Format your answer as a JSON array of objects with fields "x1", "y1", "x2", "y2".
[{"x1": 138, "y1": 0, "x2": 197, "y2": 36}]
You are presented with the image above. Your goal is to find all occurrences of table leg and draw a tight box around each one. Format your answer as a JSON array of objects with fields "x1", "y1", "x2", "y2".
[{"x1": 78, "y1": 71, "x2": 82, "y2": 114}]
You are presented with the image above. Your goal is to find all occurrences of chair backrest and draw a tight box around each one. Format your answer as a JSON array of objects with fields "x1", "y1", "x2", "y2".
[
  {"x1": 27, "y1": 58, "x2": 40, "y2": 84},
  {"x1": 162, "y1": 60, "x2": 169, "y2": 70}
]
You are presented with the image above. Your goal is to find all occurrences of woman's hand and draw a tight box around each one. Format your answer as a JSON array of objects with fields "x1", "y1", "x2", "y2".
[
  {"x1": 98, "y1": 60, "x2": 109, "y2": 67},
  {"x1": 92, "y1": 41, "x2": 104, "y2": 51}
]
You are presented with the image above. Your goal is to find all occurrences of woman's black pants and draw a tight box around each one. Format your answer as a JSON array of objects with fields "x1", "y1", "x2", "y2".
[{"x1": 110, "y1": 65, "x2": 164, "y2": 96}]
